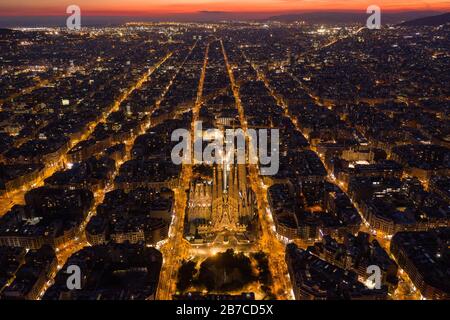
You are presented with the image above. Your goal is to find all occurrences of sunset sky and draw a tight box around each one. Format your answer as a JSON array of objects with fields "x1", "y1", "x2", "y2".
[{"x1": 0, "y1": 0, "x2": 449, "y2": 16}]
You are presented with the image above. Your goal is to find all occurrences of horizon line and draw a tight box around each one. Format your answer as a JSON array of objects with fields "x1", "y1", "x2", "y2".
[{"x1": 1, "y1": 9, "x2": 449, "y2": 18}]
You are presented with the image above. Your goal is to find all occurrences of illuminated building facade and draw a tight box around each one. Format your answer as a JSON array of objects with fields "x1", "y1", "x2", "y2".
[{"x1": 186, "y1": 164, "x2": 256, "y2": 243}]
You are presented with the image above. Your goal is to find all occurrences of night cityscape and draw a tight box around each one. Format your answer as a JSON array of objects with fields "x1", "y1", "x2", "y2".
[{"x1": 0, "y1": 0, "x2": 449, "y2": 309}]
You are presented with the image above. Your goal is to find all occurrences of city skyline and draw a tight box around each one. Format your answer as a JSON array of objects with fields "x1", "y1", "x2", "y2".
[
  {"x1": 1, "y1": 0, "x2": 450, "y2": 16},
  {"x1": 0, "y1": 1, "x2": 449, "y2": 304}
]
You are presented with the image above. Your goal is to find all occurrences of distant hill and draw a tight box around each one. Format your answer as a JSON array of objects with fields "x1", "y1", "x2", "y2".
[
  {"x1": 265, "y1": 11, "x2": 444, "y2": 25},
  {"x1": 399, "y1": 12, "x2": 450, "y2": 26},
  {"x1": 266, "y1": 12, "x2": 367, "y2": 24}
]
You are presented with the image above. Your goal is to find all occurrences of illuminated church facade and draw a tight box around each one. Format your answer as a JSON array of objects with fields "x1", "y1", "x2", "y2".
[{"x1": 186, "y1": 163, "x2": 256, "y2": 244}]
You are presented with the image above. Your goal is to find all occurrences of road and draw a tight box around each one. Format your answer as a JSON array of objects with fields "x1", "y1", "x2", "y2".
[
  {"x1": 34, "y1": 51, "x2": 176, "y2": 299},
  {"x1": 243, "y1": 45, "x2": 421, "y2": 300},
  {"x1": 156, "y1": 42, "x2": 209, "y2": 300},
  {"x1": 221, "y1": 40, "x2": 294, "y2": 300},
  {"x1": 0, "y1": 52, "x2": 173, "y2": 218}
]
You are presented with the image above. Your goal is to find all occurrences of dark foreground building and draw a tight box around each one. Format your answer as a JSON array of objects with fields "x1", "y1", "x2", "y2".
[
  {"x1": 285, "y1": 243, "x2": 387, "y2": 300},
  {"x1": 390, "y1": 228, "x2": 450, "y2": 300},
  {"x1": 44, "y1": 243, "x2": 162, "y2": 300}
]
